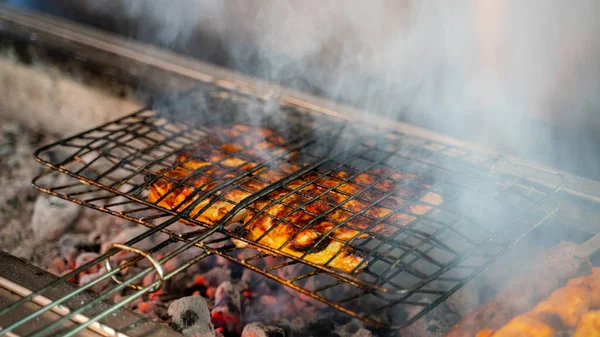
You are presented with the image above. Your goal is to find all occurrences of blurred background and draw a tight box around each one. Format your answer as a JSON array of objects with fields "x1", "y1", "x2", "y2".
[{"x1": 2, "y1": 0, "x2": 600, "y2": 180}]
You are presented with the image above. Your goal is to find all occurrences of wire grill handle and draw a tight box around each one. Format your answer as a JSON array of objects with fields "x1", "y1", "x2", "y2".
[{"x1": 104, "y1": 243, "x2": 165, "y2": 293}]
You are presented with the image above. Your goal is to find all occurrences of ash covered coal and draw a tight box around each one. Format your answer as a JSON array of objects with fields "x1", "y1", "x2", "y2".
[
  {"x1": 42, "y1": 213, "x2": 382, "y2": 337},
  {"x1": 169, "y1": 296, "x2": 216, "y2": 337},
  {"x1": 0, "y1": 119, "x2": 61, "y2": 264},
  {"x1": 1, "y1": 163, "x2": 379, "y2": 337}
]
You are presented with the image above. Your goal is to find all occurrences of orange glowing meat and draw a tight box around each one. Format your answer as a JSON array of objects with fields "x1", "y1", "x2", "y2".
[
  {"x1": 148, "y1": 124, "x2": 291, "y2": 225},
  {"x1": 530, "y1": 284, "x2": 591, "y2": 328},
  {"x1": 474, "y1": 267, "x2": 600, "y2": 337},
  {"x1": 491, "y1": 314, "x2": 554, "y2": 337},
  {"x1": 572, "y1": 311, "x2": 600, "y2": 337},
  {"x1": 149, "y1": 124, "x2": 446, "y2": 273},
  {"x1": 234, "y1": 171, "x2": 443, "y2": 273},
  {"x1": 475, "y1": 329, "x2": 495, "y2": 337},
  {"x1": 233, "y1": 179, "x2": 372, "y2": 273},
  {"x1": 567, "y1": 268, "x2": 600, "y2": 307}
]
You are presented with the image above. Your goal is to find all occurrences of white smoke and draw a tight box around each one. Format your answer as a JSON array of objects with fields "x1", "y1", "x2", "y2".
[
  {"x1": 84, "y1": 0, "x2": 600, "y2": 171},
  {"x1": 69, "y1": 0, "x2": 600, "y2": 326}
]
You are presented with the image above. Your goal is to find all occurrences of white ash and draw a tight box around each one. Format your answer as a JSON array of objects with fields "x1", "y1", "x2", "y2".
[
  {"x1": 333, "y1": 319, "x2": 374, "y2": 337},
  {"x1": 0, "y1": 120, "x2": 60, "y2": 264},
  {"x1": 399, "y1": 299, "x2": 460, "y2": 337},
  {"x1": 214, "y1": 281, "x2": 242, "y2": 310},
  {"x1": 212, "y1": 280, "x2": 243, "y2": 328},
  {"x1": 78, "y1": 268, "x2": 109, "y2": 292},
  {"x1": 74, "y1": 252, "x2": 102, "y2": 269},
  {"x1": 101, "y1": 225, "x2": 154, "y2": 253},
  {"x1": 59, "y1": 233, "x2": 100, "y2": 266},
  {"x1": 351, "y1": 329, "x2": 373, "y2": 337},
  {"x1": 75, "y1": 206, "x2": 123, "y2": 236},
  {"x1": 168, "y1": 296, "x2": 216, "y2": 337},
  {"x1": 444, "y1": 281, "x2": 480, "y2": 318},
  {"x1": 31, "y1": 194, "x2": 81, "y2": 241},
  {"x1": 199, "y1": 266, "x2": 233, "y2": 287},
  {"x1": 241, "y1": 322, "x2": 285, "y2": 337}
]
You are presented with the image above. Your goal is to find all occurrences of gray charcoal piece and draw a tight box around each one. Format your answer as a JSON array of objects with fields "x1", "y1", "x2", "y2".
[
  {"x1": 334, "y1": 319, "x2": 375, "y2": 337},
  {"x1": 168, "y1": 296, "x2": 216, "y2": 337},
  {"x1": 59, "y1": 233, "x2": 94, "y2": 261},
  {"x1": 352, "y1": 328, "x2": 373, "y2": 337},
  {"x1": 241, "y1": 322, "x2": 285, "y2": 337},
  {"x1": 211, "y1": 281, "x2": 243, "y2": 326},
  {"x1": 30, "y1": 194, "x2": 81, "y2": 241},
  {"x1": 201, "y1": 266, "x2": 232, "y2": 287},
  {"x1": 214, "y1": 281, "x2": 241, "y2": 310}
]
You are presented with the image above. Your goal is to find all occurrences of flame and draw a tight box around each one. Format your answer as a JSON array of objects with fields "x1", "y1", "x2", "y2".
[
  {"x1": 148, "y1": 288, "x2": 163, "y2": 301},
  {"x1": 138, "y1": 302, "x2": 152, "y2": 313},
  {"x1": 212, "y1": 310, "x2": 240, "y2": 324}
]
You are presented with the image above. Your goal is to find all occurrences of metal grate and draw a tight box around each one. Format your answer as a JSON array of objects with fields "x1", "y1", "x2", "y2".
[{"x1": 0, "y1": 83, "x2": 571, "y2": 335}]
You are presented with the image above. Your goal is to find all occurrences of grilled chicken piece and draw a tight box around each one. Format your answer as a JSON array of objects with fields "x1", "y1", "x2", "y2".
[
  {"x1": 567, "y1": 268, "x2": 600, "y2": 307},
  {"x1": 474, "y1": 329, "x2": 496, "y2": 337},
  {"x1": 530, "y1": 284, "x2": 591, "y2": 328},
  {"x1": 234, "y1": 217, "x2": 367, "y2": 273},
  {"x1": 491, "y1": 314, "x2": 555, "y2": 337},
  {"x1": 572, "y1": 311, "x2": 600, "y2": 337},
  {"x1": 148, "y1": 124, "x2": 294, "y2": 225},
  {"x1": 472, "y1": 267, "x2": 600, "y2": 337},
  {"x1": 149, "y1": 124, "x2": 447, "y2": 273},
  {"x1": 234, "y1": 171, "x2": 443, "y2": 273},
  {"x1": 446, "y1": 241, "x2": 591, "y2": 337}
]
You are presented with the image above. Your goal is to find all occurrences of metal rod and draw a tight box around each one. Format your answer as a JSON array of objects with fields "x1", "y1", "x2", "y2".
[{"x1": 0, "y1": 277, "x2": 132, "y2": 337}]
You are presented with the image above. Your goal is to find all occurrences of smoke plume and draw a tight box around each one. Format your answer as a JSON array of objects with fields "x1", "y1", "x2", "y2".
[{"x1": 78, "y1": 0, "x2": 600, "y2": 178}]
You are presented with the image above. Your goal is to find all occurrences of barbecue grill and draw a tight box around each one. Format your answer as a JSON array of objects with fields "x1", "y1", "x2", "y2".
[{"x1": 2, "y1": 4, "x2": 600, "y2": 337}]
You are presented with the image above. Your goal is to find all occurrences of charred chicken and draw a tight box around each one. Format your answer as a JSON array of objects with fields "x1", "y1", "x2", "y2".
[{"x1": 148, "y1": 124, "x2": 444, "y2": 273}]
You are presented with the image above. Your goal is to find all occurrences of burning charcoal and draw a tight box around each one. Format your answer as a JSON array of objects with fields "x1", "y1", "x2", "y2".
[
  {"x1": 241, "y1": 269, "x2": 259, "y2": 285},
  {"x1": 399, "y1": 301, "x2": 460, "y2": 337},
  {"x1": 30, "y1": 194, "x2": 81, "y2": 241},
  {"x1": 444, "y1": 281, "x2": 480, "y2": 317},
  {"x1": 241, "y1": 322, "x2": 285, "y2": 337},
  {"x1": 74, "y1": 208, "x2": 118, "y2": 234},
  {"x1": 47, "y1": 257, "x2": 71, "y2": 276},
  {"x1": 74, "y1": 252, "x2": 101, "y2": 271},
  {"x1": 200, "y1": 266, "x2": 232, "y2": 287},
  {"x1": 211, "y1": 281, "x2": 243, "y2": 329},
  {"x1": 260, "y1": 295, "x2": 279, "y2": 306},
  {"x1": 351, "y1": 329, "x2": 373, "y2": 337},
  {"x1": 214, "y1": 255, "x2": 233, "y2": 267},
  {"x1": 78, "y1": 268, "x2": 109, "y2": 292},
  {"x1": 247, "y1": 281, "x2": 272, "y2": 299},
  {"x1": 300, "y1": 317, "x2": 337, "y2": 337},
  {"x1": 101, "y1": 226, "x2": 150, "y2": 254},
  {"x1": 168, "y1": 296, "x2": 216, "y2": 337},
  {"x1": 333, "y1": 319, "x2": 375, "y2": 337},
  {"x1": 59, "y1": 233, "x2": 100, "y2": 266}
]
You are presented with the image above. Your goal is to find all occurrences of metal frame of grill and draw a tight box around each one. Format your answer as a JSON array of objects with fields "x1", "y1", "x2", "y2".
[{"x1": 0, "y1": 80, "x2": 585, "y2": 336}]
